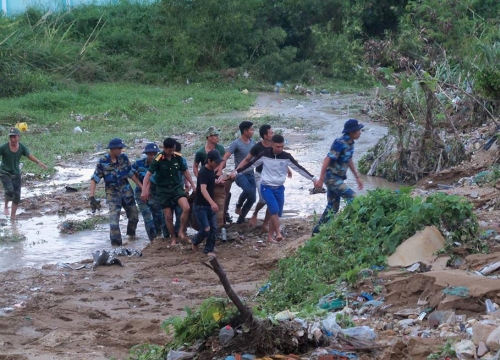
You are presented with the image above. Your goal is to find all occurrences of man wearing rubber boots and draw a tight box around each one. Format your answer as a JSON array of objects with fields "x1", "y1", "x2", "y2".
[
  {"x1": 312, "y1": 119, "x2": 364, "y2": 234},
  {"x1": 132, "y1": 143, "x2": 168, "y2": 241},
  {"x1": 90, "y1": 138, "x2": 143, "y2": 246}
]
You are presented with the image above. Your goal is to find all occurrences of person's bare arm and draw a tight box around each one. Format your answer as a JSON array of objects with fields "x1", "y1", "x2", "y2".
[
  {"x1": 348, "y1": 159, "x2": 363, "y2": 190},
  {"x1": 27, "y1": 154, "x2": 47, "y2": 169}
]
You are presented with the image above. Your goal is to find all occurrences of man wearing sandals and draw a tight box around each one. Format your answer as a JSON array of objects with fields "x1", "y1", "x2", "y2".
[
  {"x1": 232, "y1": 134, "x2": 319, "y2": 243},
  {"x1": 141, "y1": 138, "x2": 196, "y2": 245}
]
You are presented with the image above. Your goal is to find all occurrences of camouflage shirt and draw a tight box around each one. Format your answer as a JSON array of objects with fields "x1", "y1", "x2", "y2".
[
  {"x1": 326, "y1": 134, "x2": 355, "y2": 180},
  {"x1": 91, "y1": 153, "x2": 136, "y2": 203}
]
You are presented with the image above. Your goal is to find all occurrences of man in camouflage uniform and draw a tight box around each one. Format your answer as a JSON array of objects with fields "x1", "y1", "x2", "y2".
[
  {"x1": 132, "y1": 143, "x2": 168, "y2": 241},
  {"x1": 312, "y1": 119, "x2": 364, "y2": 234},
  {"x1": 90, "y1": 138, "x2": 143, "y2": 246},
  {"x1": 141, "y1": 137, "x2": 196, "y2": 245}
]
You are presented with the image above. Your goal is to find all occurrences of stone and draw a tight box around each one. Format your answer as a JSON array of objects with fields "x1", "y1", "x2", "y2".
[
  {"x1": 429, "y1": 311, "x2": 452, "y2": 329},
  {"x1": 472, "y1": 322, "x2": 497, "y2": 345},
  {"x1": 399, "y1": 319, "x2": 416, "y2": 328},
  {"x1": 470, "y1": 192, "x2": 479, "y2": 199},
  {"x1": 446, "y1": 312, "x2": 457, "y2": 325},
  {"x1": 454, "y1": 340, "x2": 476, "y2": 359},
  {"x1": 387, "y1": 226, "x2": 446, "y2": 267},
  {"x1": 486, "y1": 325, "x2": 500, "y2": 352},
  {"x1": 477, "y1": 341, "x2": 489, "y2": 357}
]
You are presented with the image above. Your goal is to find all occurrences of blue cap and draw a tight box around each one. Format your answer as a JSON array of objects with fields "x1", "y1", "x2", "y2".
[
  {"x1": 106, "y1": 138, "x2": 126, "y2": 149},
  {"x1": 143, "y1": 143, "x2": 160, "y2": 153},
  {"x1": 342, "y1": 119, "x2": 364, "y2": 134}
]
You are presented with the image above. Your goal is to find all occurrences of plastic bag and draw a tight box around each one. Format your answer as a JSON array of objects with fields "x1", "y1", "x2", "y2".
[
  {"x1": 166, "y1": 350, "x2": 195, "y2": 360},
  {"x1": 341, "y1": 326, "x2": 377, "y2": 342},
  {"x1": 321, "y1": 313, "x2": 342, "y2": 337}
]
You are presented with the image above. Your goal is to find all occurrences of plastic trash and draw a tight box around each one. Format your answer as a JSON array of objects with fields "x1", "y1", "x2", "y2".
[
  {"x1": 219, "y1": 325, "x2": 235, "y2": 346},
  {"x1": 341, "y1": 326, "x2": 377, "y2": 342},
  {"x1": 221, "y1": 228, "x2": 227, "y2": 242},
  {"x1": 486, "y1": 299, "x2": 496, "y2": 313},
  {"x1": 166, "y1": 350, "x2": 195, "y2": 360},
  {"x1": 330, "y1": 350, "x2": 358, "y2": 359},
  {"x1": 73, "y1": 126, "x2": 83, "y2": 133},
  {"x1": 321, "y1": 312, "x2": 342, "y2": 337},
  {"x1": 480, "y1": 262, "x2": 500, "y2": 275}
]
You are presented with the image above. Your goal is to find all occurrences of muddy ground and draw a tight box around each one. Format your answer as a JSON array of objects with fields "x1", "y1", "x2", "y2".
[{"x1": 2, "y1": 91, "x2": 500, "y2": 360}]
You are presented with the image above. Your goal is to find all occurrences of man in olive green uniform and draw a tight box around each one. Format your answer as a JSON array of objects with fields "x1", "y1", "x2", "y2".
[
  {"x1": 0, "y1": 127, "x2": 47, "y2": 219},
  {"x1": 141, "y1": 138, "x2": 196, "y2": 245}
]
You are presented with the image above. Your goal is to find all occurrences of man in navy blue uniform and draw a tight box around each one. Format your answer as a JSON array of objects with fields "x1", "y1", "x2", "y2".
[
  {"x1": 90, "y1": 138, "x2": 143, "y2": 246},
  {"x1": 312, "y1": 119, "x2": 364, "y2": 234}
]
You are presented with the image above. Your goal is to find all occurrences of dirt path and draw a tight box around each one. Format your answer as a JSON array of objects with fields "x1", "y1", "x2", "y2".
[{"x1": 0, "y1": 220, "x2": 312, "y2": 360}]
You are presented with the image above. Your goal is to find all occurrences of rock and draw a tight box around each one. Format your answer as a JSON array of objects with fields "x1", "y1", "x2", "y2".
[
  {"x1": 477, "y1": 341, "x2": 489, "y2": 357},
  {"x1": 446, "y1": 312, "x2": 457, "y2": 325},
  {"x1": 486, "y1": 325, "x2": 500, "y2": 351},
  {"x1": 387, "y1": 226, "x2": 445, "y2": 267},
  {"x1": 454, "y1": 340, "x2": 476, "y2": 359},
  {"x1": 384, "y1": 322, "x2": 395, "y2": 330},
  {"x1": 470, "y1": 192, "x2": 479, "y2": 199},
  {"x1": 429, "y1": 311, "x2": 453, "y2": 329},
  {"x1": 399, "y1": 319, "x2": 416, "y2": 328},
  {"x1": 472, "y1": 322, "x2": 497, "y2": 345}
]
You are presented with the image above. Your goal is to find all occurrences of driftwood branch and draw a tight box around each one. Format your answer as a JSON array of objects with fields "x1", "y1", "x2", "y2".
[{"x1": 205, "y1": 256, "x2": 254, "y2": 323}]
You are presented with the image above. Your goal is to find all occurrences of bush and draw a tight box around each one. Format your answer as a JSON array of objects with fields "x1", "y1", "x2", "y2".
[{"x1": 261, "y1": 189, "x2": 479, "y2": 312}]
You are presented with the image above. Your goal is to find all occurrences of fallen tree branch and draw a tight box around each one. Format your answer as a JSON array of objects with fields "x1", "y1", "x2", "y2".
[{"x1": 204, "y1": 256, "x2": 254, "y2": 324}]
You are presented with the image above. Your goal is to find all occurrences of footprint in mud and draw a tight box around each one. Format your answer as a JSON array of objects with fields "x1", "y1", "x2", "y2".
[
  {"x1": 86, "y1": 309, "x2": 110, "y2": 319},
  {"x1": 125, "y1": 297, "x2": 149, "y2": 307},
  {"x1": 58, "y1": 315, "x2": 73, "y2": 322}
]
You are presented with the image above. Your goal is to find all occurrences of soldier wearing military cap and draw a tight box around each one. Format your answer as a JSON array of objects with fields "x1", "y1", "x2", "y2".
[
  {"x1": 0, "y1": 127, "x2": 47, "y2": 219},
  {"x1": 132, "y1": 143, "x2": 168, "y2": 241},
  {"x1": 312, "y1": 119, "x2": 365, "y2": 234},
  {"x1": 89, "y1": 138, "x2": 143, "y2": 246},
  {"x1": 193, "y1": 126, "x2": 226, "y2": 178}
]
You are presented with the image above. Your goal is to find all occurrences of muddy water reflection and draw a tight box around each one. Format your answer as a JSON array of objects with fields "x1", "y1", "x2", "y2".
[
  {"x1": 0, "y1": 92, "x2": 399, "y2": 271},
  {"x1": 0, "y1": 213, "x2": 151, "y2": 272}
]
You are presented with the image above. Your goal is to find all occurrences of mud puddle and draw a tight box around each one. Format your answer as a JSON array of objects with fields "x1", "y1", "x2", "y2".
[
  {"x1": 0, "y1": 92, "x2": 398, "y2": 272},
  {"x1": 0, "y1": 213, "x2": 149, "y2": 272}
]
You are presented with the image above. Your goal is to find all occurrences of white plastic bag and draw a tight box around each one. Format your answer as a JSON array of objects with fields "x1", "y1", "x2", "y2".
[
  {"x1": 341, "y1": 326, "x2": 377, "y2": 342},
  {"x1": 166, "y1": 350, "x2": 195, "y2": 360},
  {"x1": 321, "y1": 313, "x2": 342, "y2": 337}
]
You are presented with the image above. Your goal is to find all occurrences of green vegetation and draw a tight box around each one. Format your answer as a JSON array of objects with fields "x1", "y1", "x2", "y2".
[
  {"x1": 427, "y1": 339, "x2": 457, "y2": 360},
  {"x1": 260, "y1": 189, "x2": 479, "y2": 312},
  {"x1": 0, "y1": 83, "x2": 256, "y2": 174},
  {"x1": 58, "y1": 215, "x2": 108, "y2": 233},
  {"x1": 160, "y1": 298, "x2": 237, "y2": 352}
]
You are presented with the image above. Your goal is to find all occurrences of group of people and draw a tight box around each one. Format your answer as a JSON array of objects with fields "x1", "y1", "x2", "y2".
[
  {"x1": 87, "y1": 118, "x2": 365, "y2": 254},
  {"x1": 0, "y1": 118, "x2": 366, "y2": 256}
]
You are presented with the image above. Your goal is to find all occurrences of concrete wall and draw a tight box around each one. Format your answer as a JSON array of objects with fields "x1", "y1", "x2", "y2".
[{"x1": 1, "y1": 0, "x2": 121, "y2": 16}]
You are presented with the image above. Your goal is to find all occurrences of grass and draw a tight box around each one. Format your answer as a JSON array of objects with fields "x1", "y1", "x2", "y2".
[
  {"x1": 0, "y1": 82, "x2": 257, "y2": 174},
  {"x1": 0, "y1": 79, "x2": 363, "y2": 176},
  {"x1": 58, "y1": 215, "x2": 109, "y2": 234}
]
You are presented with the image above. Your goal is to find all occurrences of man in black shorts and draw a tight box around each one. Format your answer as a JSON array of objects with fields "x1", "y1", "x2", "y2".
[{"x1": 141, "y1": 138, "x2": 196, "y2": 245}]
